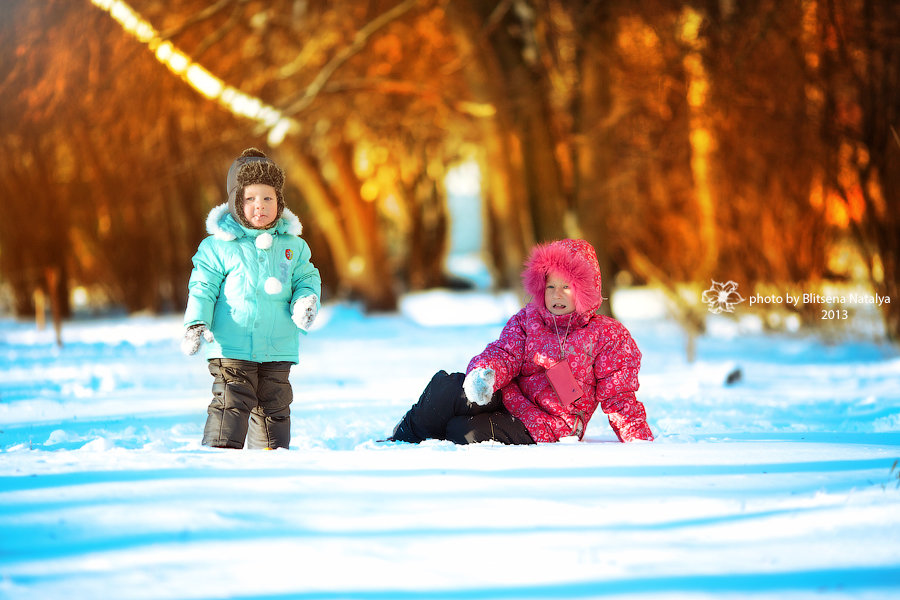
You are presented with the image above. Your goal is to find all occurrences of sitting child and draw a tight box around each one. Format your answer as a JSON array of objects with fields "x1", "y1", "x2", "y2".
[{"x1": 388, "y1": 239, "x2": 653, "y2": 444}]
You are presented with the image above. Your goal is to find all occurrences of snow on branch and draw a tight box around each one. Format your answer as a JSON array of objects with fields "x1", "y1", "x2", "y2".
[{"x1": 88, "y1": 0, "x2": 294, "y2": 146}]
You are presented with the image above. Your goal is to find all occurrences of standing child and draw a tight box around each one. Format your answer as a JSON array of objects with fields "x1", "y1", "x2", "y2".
[
  {"x1": 388, "y1": 239, "x2": 653, "y2": 444},
  {"x1": 182, "y1": 148, "x2": 321, "y2": 449}
]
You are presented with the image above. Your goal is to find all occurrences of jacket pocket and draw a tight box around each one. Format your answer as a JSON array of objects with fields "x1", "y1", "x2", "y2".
[{"x1": 267, "y1": 306, "x2": 297, "y2": 353}]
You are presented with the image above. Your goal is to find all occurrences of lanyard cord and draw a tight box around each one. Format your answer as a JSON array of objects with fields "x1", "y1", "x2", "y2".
[{"x1": 552, "y1": 314, "x2": 574, "y2": 360}]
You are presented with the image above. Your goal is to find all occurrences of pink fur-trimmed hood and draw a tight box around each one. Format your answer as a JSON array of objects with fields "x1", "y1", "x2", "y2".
[{"x1": 522, "y1": 239, "x2": 603, "y2": 315}]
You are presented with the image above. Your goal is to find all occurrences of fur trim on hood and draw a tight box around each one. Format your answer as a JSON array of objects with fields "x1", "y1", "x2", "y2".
[
  {"x1": 522, "y1": 239, "x2": 603, "y2": 315},
  {"x1": 206, "y1": 203, "x2": 303, "y2": 241}
]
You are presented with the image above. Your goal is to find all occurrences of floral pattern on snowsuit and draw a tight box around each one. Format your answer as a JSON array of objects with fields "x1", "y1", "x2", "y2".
[{"x1": 467, "y1": 239, "x2": 653, "y2": 443}]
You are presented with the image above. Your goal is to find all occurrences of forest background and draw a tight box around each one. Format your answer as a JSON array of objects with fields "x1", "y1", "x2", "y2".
[{"x1": 1, "y1": 0, "x2": 898, "y2": 344}]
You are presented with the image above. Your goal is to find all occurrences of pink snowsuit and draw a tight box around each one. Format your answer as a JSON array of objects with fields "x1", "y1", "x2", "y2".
[{"x1": 467, "y1": 239, "x2": 653, "y2": 443}]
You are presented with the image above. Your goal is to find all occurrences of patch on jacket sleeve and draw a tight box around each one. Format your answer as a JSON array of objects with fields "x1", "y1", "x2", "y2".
[{"x1": 285, "y1": 249, "x2": 293, "y2": 260}]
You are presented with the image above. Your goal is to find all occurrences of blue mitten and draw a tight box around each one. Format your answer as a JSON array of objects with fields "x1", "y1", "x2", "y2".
[{"x1": 463, "y1": 367, "x2": 496, "y2": 406}]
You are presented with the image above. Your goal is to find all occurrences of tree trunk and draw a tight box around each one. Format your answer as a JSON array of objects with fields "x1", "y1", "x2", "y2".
[
  {"x1": 574, "y1": 14, "x2": 617, "y2": 316},
  {"x1": 403, "y1": 170, "x2": 450, "y2": 290},
  {"x1": 278, "y1": 143, "x2": 397, "y2": 311},
  {"x1": 443, "y1": 2, "x2": 534, "y2": 288}
]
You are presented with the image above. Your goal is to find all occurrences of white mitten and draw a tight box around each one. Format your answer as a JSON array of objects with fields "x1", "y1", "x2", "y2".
[
  {"x1": 292, "y1": 295, "x2": 318, "y2": 332},
  {"x1": 181, "y1": 324, "x2": 215, "y2": 356},
  {"x1": 463, "y1": 367, "x2": 496, "y2": 406}
]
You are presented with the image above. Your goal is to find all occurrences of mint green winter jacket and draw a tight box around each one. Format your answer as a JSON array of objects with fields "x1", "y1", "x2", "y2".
[{"x1": 184, "y1": 204, "x2": 321, "y2": 363}]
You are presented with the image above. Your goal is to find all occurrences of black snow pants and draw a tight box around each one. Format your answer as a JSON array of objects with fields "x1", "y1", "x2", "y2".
[
  {"x1": 203, "y1": 358, "x2": 293, "y2": 449},
  {"x1": 390, "y1": 370, "x2": 535, "y2": 445}
]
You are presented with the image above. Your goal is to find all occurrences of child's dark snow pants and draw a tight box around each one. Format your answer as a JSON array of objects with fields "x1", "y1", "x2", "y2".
[
  {"x1": 390, "y1": 370, "x2": 535, "y2": 445},
  {"x1": 203, "y1": 359, "x2": 293, "y2": 449}
]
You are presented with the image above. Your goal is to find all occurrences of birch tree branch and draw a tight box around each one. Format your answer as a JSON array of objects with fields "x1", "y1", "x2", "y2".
[{"x1": 282, "y1": 0, "x2": 426, "y2": 116}]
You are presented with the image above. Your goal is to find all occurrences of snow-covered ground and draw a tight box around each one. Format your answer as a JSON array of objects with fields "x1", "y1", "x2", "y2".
[{"x1": 1, "y1": 289, "x2": 899, "y2": 599}]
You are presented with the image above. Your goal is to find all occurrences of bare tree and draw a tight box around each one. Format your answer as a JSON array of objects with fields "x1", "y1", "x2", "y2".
[{"x1": 818, "y1": 0, "x2": 900, "y2": 338}]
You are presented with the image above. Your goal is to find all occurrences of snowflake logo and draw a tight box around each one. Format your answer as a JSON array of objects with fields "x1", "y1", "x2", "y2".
[{"x1": 701, "y1": 280, "x2": 745, "y2": 314}]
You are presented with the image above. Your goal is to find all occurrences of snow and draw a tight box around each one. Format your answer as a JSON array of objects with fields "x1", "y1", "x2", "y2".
[{"x1": 1, "y1": 289, "x2": 899, "y2": 599}]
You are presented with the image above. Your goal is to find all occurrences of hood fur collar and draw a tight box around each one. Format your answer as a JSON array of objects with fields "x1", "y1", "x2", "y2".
[
  {"x1": 205, "y1": 203, "x2": 303, "y2": 241},
  {"x1": 522, "y1": 239, "x2": 604, "y2": 317}
]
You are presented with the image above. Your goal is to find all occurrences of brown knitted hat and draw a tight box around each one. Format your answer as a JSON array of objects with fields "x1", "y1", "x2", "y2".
[{"x1": 226, "y1": 148, "x2": 285, "y2": 229}]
